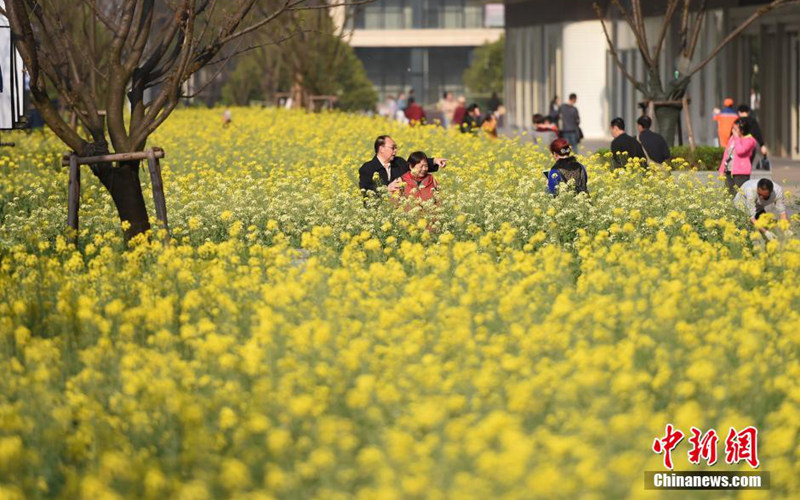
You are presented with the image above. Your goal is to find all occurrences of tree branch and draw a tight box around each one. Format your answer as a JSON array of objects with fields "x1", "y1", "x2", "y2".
[
  {"x1": 287, "y1": 0, "x2": 375, "y2": 12},
  {"x1": 686, "y1": 0, "x2": 708, "y2": 60},
  {"x1": 684, "y1": 0, "x2": 800, "y2": 80},
  {"x1": 593, "y1": 2, "x2": 647, "y2": 93},
  {"x1": 609, "y1": 0, "x2": 655, "y2": 68},
  {"x1": 653, "y1": 0, "x2": 680, "y2": 62},
  {"x1": 79, "y1": 0, "x2": 119, "y2": 32}
]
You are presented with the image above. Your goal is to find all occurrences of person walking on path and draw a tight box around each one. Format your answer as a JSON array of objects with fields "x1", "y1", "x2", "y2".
[
  {"x1": 718, "y1": 117, "x2": 757, "y2": 195},
  {"x1": 437, "y1": 92, "x2": 457, "y2": 128},
  {"x1": 558, "y1": 93, "x2": 581, "y2": 149},
  {"x1": 548, "y1": 96, "x2": 560, "y2": 123},
  {"x1": 610, "y1": 118, "x2": 646, "y2": 170},
  {"x1": 735, "y1": 178, "x2": 789, "y2": 238},
  {"x1": 636, "y1": 116, "x2": 671, "y2": 164},
  {"x1": 737, "y1": 105, "x2": 769, "y2": 170},
  {"x1": 546, "y1": 138, "x2": 588, "y2": 195},
  {"x1": 359, "y1": 135, "x2": 446, "y2": 195},
  {"x1": 713, "y1": 98, "x2": 738, "y2": 148}
]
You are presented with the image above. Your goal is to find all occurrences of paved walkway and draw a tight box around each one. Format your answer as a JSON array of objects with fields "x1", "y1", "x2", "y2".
[
  {"x1": 574, "y1": 138, "x2": 800, "y2": 193},
  {"x1": 510, "y1": 132, "x2": 799, "y2": 214}
]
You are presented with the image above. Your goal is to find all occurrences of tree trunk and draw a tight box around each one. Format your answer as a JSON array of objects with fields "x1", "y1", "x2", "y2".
[
  {"x1": 82, "y1": 141, "x2": 151, "y2": 242},
  {"x1": 654, "y1": 105, "x2": 682, "y2": 147}
]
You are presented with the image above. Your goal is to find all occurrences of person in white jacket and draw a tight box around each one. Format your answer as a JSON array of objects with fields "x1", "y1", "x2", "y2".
[{"x1": 735, "y1": 178, "x2": 789, "y2": 239}]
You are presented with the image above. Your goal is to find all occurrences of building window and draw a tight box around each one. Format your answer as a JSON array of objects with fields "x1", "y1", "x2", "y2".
[
  {"x1": 355, "y1": 47, "x2": 474, "y2": 105},
  {"x1": 350, "y1": 0, "x2": 500, "y2": 30}
]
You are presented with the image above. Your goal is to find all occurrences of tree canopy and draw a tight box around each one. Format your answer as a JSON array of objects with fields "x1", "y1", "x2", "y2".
[{"x1": 463, "y1": 35, "x2": 504, "y2": 96}]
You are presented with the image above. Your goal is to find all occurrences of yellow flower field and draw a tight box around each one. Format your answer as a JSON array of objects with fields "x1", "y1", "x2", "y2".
[{"x1": 1, "y1": 108, "x2": 799, "y2": 499}]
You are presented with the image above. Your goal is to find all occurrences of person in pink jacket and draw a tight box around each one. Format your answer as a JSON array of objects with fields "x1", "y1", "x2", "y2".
[{"x1": 718, "y1": 117, "x2": 757, "y2": 195}]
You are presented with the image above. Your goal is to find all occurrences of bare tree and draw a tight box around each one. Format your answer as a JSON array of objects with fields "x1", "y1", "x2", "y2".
[
  {"x1": 1, "y1": 0, "x2": 370, "y2": 240},
  {"x1": 594, "y1": 0, "x2": 799, "y2": 145}
]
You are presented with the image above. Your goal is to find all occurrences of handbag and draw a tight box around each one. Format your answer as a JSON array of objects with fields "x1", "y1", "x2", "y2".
[
  {"x1": 636, "y1": 135, "x2": 652, "y2": 164},
  {"x1": 723, "y1": 142, "x2": 735, "y2": 174},
  {"x1": 761, "y1": 155, "x2": 771, "y2": 171}
]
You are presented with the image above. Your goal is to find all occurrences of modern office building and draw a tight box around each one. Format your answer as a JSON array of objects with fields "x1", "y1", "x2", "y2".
[
  {"x1": 504, "y1": 0, "x2": 800, "y2": 157},
  {"x1": 335, "y1": 1, "x2": 505, "y2": 105}
]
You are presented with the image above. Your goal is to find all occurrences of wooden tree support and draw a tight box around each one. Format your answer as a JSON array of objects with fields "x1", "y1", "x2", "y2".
[
  {"x1": 639, "y1": 98, "x2": 697, "y2": 152},
  {"x1": 681, "y1": 96, "x2": 697, "y2": 154},
  {"x1": 62, "y1": 147, "x2": 168, "y2": 245},
  {"x1": 308, "y1": 95, "x2": 337, "y2": 112}
]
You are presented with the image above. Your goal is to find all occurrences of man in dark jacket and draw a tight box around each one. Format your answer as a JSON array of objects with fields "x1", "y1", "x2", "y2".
[
  {"x1": 636, "y1": 116, "x2": 671, "y2": 163},
  {"x1": 610, "y1": 117, "x2": 646, "y2": 169},
  {"x1": 359, "y1": 135, "x2": 446, "y2": 195}
]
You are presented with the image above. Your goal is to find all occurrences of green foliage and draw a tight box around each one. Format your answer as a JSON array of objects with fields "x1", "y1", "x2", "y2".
[
  {"x1": 221, "y1": 56, "x2": 269, "y2": 106},
  {"x1": 221, "y1": 12, "x2": 376, "y2": 112},
  {"x1": 463, "y1": 35, "x2": 504, "y2": 95},
  {"x1": 331, "y1": 48, "x2": 378, "y2": 112},
  {"x1": 594, "y1": 146, "x2": 724, "y2": 170},
  {"x1": 297, "y1": 35, "x2": 377, "y2": 112},
  {"x1": 670, "y1": 146, "x2": 725, "y2": 170}
]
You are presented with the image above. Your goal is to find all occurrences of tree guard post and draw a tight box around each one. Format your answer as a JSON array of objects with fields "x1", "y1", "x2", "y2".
[
  {"x1": 146, "y1": 148, "x2": 169, "y2": 237},
  {"x1": 63, "y1": 147, "x2": 168, "y2": 244},
  {"x1": 67, "y1": 154, "x2": 80, "y2": 244},
  {"x1": 682, "y1": 96, "x2": 697, "y2": 154}
]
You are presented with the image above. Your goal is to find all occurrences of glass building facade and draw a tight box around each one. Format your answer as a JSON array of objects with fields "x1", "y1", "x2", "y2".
[
  {"x1": 345, "y1": 1, "x2": 504, "y2": 106},
  {"x1": 350, "y1": 0, "x2": 491, "y2": 30},
  {"x1": 355, "y1": 47, "x2": 473, "y2": 105}
]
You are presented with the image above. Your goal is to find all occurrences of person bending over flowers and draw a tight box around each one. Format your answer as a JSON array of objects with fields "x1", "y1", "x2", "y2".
[{"x1": 546, "y1": 138, "x2": 588, "y2": 195}]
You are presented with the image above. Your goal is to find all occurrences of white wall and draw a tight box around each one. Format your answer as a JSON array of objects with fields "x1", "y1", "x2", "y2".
[{"x1": 561, "y1": 21, "x2": 609, "y2": 139}]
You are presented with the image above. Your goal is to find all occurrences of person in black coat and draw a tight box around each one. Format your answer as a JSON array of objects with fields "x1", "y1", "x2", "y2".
[
  {"x1": 610, "y1": 117, "x2": 646, "y2": 169},
  {"x1": 636, "y1": 116, "x2": 671, "y2": 163},
  {"x1": 546, "y1": 138, "x2": 588, "y2": 195},
  {"x1": 459, "y1": 104, "x2": 483, "y2": 135},
  {"x1": 359, "y1": 135, "x2": 447, "y2": 195}
]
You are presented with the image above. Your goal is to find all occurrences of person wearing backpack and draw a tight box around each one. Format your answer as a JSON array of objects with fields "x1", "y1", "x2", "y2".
[{"x1": 546, "y1": 138, "x2": 588, "y2": 195}]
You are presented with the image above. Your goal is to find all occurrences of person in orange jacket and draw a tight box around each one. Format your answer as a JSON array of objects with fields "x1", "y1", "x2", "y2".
[{"x1": 713, "y1": 98, "x2": 738, "y2": 148}]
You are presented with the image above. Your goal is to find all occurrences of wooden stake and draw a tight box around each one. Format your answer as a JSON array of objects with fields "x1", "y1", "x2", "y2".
[
  {"x1": 67, "y1": 154, "x2": 80, "y2": 244},
  {"x1": 64, "y1": 147, "x2": 169, "y2": 242},
  {"x1": 146, "y1": 148, "x2": 170, "y2": 238},
  {"x1": 682, "y1": 95, "x2": 696, "y2": 154},
  {"x1": 61, "y1": 147, "x2": 165, "y2": 166}
]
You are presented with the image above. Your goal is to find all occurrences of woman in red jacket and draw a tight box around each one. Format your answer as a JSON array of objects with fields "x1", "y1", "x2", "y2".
[
  {"x1": 719, "y1": 117, "x2": 757, "y2": 195},
  {"x1": 391, "y1": 151, "x2": 439, "y2": 208}
]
